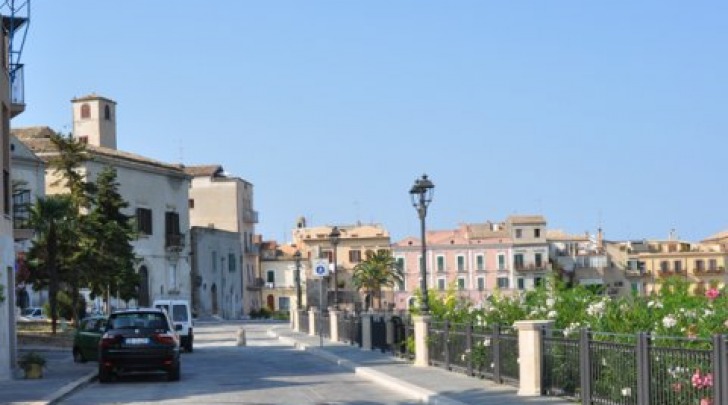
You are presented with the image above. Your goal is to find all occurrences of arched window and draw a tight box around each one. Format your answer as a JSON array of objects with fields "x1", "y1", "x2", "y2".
[
  {"x1": 104, "y1": 105, "x2": 111, "y2": 120},
  {"x1": 80, "y1": 104, "x2": 91, "y2": 119}
]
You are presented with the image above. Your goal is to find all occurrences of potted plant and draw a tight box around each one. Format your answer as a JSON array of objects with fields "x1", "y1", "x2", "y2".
[{"x1": 19, "y1": 351, "x2": 46, "y2": 379}]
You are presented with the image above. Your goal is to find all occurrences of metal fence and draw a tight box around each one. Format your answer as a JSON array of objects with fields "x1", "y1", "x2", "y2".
[
  {"x1": 392, "y1": 315, "x2": 414, "y2": 361},
  {"x1": 542, "y1": 329, "x2": 728, "y2": 405},
  {"x1": 428, "y1": 321, "x2": 520, "y2": 387},
  {"x1": 319, "y1": 311, "x2": 330, "y2": 338},
  {"x1": 338, "y1": 312, "x2": 362, "y2": 347}
]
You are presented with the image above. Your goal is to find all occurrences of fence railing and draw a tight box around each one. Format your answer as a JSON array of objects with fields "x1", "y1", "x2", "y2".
[
  {"x1": 427, "y1": 321, "x2": 520, "y2": 387},
  {"x1": 542, "y1": 328, "x2": 728, "y2": 405}
]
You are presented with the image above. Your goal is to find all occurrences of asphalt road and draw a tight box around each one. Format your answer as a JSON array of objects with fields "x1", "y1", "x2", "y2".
[{"x1": 59, "y1": 321, "x2": 420, "y2": 405}]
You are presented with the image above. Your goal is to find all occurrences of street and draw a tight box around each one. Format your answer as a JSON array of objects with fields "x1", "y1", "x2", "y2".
[{"x1": 59, "y1": 321, "x2": 419, "y2": 405}]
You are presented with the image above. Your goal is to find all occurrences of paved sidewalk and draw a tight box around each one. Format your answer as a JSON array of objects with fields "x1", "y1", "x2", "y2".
[
  {"x1": 0, "y1": 346, "x2": 96, "y2": 405},
  {"x1": 268, "y1": 325, "x2": 573, "y2": 405}
]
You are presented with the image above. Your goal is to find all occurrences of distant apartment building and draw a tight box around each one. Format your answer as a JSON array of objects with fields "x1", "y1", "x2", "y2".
[
  {"x1": 185, "y1": 165, "x2": 260, "y2": 316},
  {"x1": 189, "y1": 227, "x2": 242, "y2": 319},
  {"x1": 291, "y1": 217, "x2": 391, "y2": 310},
  {"x1": 14, "y1": 95, "x2": 192, "y2": 307},
  {"x1": 391, "y1": 215, "x2": 549, "y2": 310},
  {"x1": 259, "y1": 241, "x2": 303, "y2": 312}
]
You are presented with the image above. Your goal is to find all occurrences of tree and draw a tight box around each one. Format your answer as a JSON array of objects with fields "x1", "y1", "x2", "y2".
[
  {"x1": 351, "y1": 250, "x2": 403, "y2": 310},
  {"x1": 83, "y1": 166, "x2": 138, "y2": 304},
  {"x1": 26, "y1": 195, "x2": 74, "y2": 334}
]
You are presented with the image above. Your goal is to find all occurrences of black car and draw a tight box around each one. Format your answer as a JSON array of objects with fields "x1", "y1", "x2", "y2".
[{"x1": 98, "y1": 308, "x2": 181, "y2": 382}]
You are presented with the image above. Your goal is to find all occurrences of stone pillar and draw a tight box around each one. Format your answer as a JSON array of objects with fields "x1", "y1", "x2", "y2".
[
  {"x1": 413, "y1": 315, "x2": 431, "y2": 367},
  {"x1": 308, "y1": 308, "x2": 316, "y2": 337},
  {"x1": 385, "y1": 314, "x2": 395, "y2": 348},
  {"x1": 514, "y1": 320, "x2": 553, "y2": 396},
  {"x1": 361, "y1": 313, "x2": 373, "y2": 350},
  {"x1": 290, "y1": 301, "x2": 297, "y2": 331},
  {"x1": 329, "y1": 309, "x2": 341, "y2": 342}
]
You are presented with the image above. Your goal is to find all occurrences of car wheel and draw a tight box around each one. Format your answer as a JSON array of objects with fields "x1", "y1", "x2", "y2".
[
  {"x1": 73, "y1": 347, "x2": 86, "y2": 363},
  {"x1": 185, "y1": 333, "x2": 193, "y2": 353},
  {"x1": 168, "y1": 361, "x2": 181, "y2": 382},
  {"x1": 98, "y1": 365, "x2": 112, "y2": 383}
]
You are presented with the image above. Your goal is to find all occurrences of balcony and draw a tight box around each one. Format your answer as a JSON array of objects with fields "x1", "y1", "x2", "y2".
[
  {"x1": 9, "y1": 63, "x2": 24, "y2": 118},
  {"x1": 515, "y1": 263, "x2": 550, "y2": 272},
  {"x1": 657, "y1": 270, "x2": 674, "y2": 278},
  {"x1": 247, "y1": 277, "x2": 264, "y2": 291},
  {"x1": 165, "y1": 233, "x2": 185, "y2": 251},
  {"x1": 243, "y1": 208, "x2": 259, "y2": 224}
]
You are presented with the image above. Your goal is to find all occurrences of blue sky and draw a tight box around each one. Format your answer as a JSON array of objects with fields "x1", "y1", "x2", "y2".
[{"x1": 12, "y1": 1, "x2": 728, "y2": 243}]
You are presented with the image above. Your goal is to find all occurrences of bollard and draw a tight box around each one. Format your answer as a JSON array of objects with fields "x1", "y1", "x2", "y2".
[{"x1": 237, "y1": 327, "x2": 247, "y2": 346}]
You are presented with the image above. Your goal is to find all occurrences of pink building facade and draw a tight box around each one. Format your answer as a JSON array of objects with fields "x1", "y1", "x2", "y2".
[{"x1": 391, "y1": 216, "x2": 550, "y2": 310}]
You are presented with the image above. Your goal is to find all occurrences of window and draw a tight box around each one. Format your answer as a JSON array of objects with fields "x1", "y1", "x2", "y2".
[
  {"x1": 168, "y1": 263, "x2": 178, "y2": 289},
  {"x1": 436, "y1": 256, "x2": 445, "y2": 273},
  {"x1": 457, "y1": 256, "x2": 465, "y2": 272},
  {"x1": 80, "y1": 103, "x2": 91, "y2": 119},
  {"x1": 457, "y1": 278, "x2": 465, "y2": 290},
  {"x1": 104, "y1": 105, "x2": 111, "y2": 120},
  {"x1": 188, "y1": 199, "x2": 194, "y2": 209},
  {"x1": 534, "y1": 228, "x2": 541, "y2": 238},
  {"x1": 266, "y1": 270, "x2": 275, "y2": 283},
  {"x1": 278, "y1": 297, "x2": 290, "y2": 311},
  {"x1": 695, "y1": 260, "x2": 705, "y2": 272},
  {"x1": 437, "y1": 278, "x2": 446, "y2": 291},
  {"x1": 349, "y1": 250, "x2": 362, "y2": 263},
  {"x1": 535, "y1": 277, "x2": 543, "y2": 287},
  {"x1": 78, "y1": 136, "x2": 88, "y2": 144},
  {"x1": 476, "y1": 255, "x2": 484, "y2": 271},
  {"x1": 674, "y1": 260, "x2": 682, "y2": 274},
  {"x1": 517, "y1": 278, "x2": 525, "y2": 290},
  {"x1": 12, "y1": 188, "x2": 30, "y2": 229},
  {"x1": 396, "y1": 257, "x2": 405, "y2": 274},
  {"x1": 228, "y1": 254, "x2": 236, "y2": 272},
  {"x1": 514, "y1": 254, "x2": 524, "y2": 270},
  {"x1": 498, "y1": 254, "x2": 506, "y2": 270},
  {"x1": 535, "y1": 253, "x2": 543, "y2": 268},
  {"x1": 660, "y1": 261, "x2": 670, "y2": 273},
  {"x1": 709, "y1": 259, "x2": 718, "y2": 271},
  {"x1": 165, "y1": 211, "x2": 182, "y2": 248},
  {"x1": 477, "y1": 277, "x2": 485, "y2": 291},
  {"x1": 515, "y1": 229, "x2": 522, "y2": 238},
  {"x1": 136, "y1": 208, "x2": 153, "y2": 235},
  {"x1": 497, "y1": 277, "x2": 509, "y2": 289}
]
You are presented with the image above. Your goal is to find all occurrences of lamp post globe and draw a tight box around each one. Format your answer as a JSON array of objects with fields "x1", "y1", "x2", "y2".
[
  {"x1": 409, "y1": 174, "x2": 434, "y2": 313},
  {"x1": 329, "y1": 226, "x2": 341, "y2": 309}
]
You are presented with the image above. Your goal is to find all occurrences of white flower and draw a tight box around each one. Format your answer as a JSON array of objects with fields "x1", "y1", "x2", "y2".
[
  {"x1": 662, "y1": 315, "x2": 677, "y2": 329},
  {"x1": 547, "y1": 310, "x2": 557, "y2": 319},
  {"x1": 648, "y1": 301, "x2": 655, "y2": 308},
  {"x1": 586, "y1": 300, "x2": 606, "y2": 318},
  {"x1": 546, "y1": 298, "x2": 556, "y2": 308},
  {"x1": 622, "y1": 387, "x2": 632, "y2": 397},
  {"x1": 704, "y1": 309, "x2": 714, "y2": 317}
]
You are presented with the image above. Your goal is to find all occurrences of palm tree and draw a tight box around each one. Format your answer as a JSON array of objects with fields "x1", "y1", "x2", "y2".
[
  {"x1": 352, "y1": 250, "x2": 403, "y2": 310},
  {"x1": 27, "y1": 195, "x2": 74, "y2": 334}
]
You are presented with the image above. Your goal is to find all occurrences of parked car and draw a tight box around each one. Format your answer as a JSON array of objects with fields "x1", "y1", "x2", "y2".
[
  {"x1": 153, "y1": 299, "x2": 194, "y2": 352},
  {"x1": 73, "y1": 315, "x2": 107, "y2": 362},
  {"x1": 18, "y1": 307, "x2": 45, "y2": 322},
  {"x1": 98, "y1": 308, "x2": 181, "y2": 383}
]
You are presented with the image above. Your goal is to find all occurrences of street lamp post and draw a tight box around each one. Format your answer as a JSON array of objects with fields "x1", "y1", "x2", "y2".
[
  {"x1": 294, "y1": 250, "x2": 302, "y2": 309},
  {"x1": 410, "y1": 174, "x2": 435, "y2": 313},
  {"x1": 329, "y1": 226, "x2": 341, "y2": 309}
]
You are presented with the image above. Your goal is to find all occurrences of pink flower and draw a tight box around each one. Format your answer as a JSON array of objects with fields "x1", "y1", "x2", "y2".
[
  {"x1": 706, "y1": 288, "x2": 720, "y2": 300},
  {"x1": 703, "y1": 372, "x2": 714, "y2": 387},
  {"x1": 700, "y1": 398, "x2": 713, "y2": 405},
  {"x1": 692, "y1": 369, "x2": 714, "y2": 389}
]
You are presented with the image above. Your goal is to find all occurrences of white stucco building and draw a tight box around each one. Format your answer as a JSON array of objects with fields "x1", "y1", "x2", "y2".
[{"x1": 14, "y1": 94, "x2": 192, "y2": 308}]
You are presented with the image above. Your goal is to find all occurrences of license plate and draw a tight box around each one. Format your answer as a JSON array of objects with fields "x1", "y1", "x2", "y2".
[{"x1": 125, "y1": 338, "x2": 149, "y2": 345}]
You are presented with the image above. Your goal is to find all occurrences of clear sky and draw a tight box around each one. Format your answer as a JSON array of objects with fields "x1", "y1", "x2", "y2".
[{"x1": 11, "y1": 1, "x2": 728, "y2": 244}]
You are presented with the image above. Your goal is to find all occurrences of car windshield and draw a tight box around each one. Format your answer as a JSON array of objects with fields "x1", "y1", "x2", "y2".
[
  {"x1": 109, "y1": 312, "x2": 168, "y2": 330},
  {"x1": 172, "y1": 305, "x2": 187, "y2": 322}
]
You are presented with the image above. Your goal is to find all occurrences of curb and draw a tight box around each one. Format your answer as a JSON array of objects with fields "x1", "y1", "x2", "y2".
[
  {"x1": 268, "y1": 329, "x2": 467, "y2": 405},
  {"x1": 45, "y1": 369, "x2": 97, "y2": 405}
]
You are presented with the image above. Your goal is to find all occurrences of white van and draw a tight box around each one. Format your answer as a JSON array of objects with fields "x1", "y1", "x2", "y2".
[{"x1": 153, "y1": 299, "x2": 194, "y2": 352}]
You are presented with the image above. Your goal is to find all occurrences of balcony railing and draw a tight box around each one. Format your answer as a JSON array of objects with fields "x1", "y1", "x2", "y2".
[
  {"x1": 243, "y1": 208, "x2": 259, "y2": 224},
  {"x1": 247, "y1": 277, "x2": 264, "y2": 291},
  {"x1": 165, "y1": 233, "x2": 185, "y2": 251},
  {"x1": 515, "y1": 263, "x2": 551, "y2": 272},
  {"x1": 9, "y1": 63, "x2": 24, "y2": 117}
]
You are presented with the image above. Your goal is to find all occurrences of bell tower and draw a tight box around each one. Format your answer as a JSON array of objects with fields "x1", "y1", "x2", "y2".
[{"x1": 71, "y1": 94, "x2": 117, "y2": 149}]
